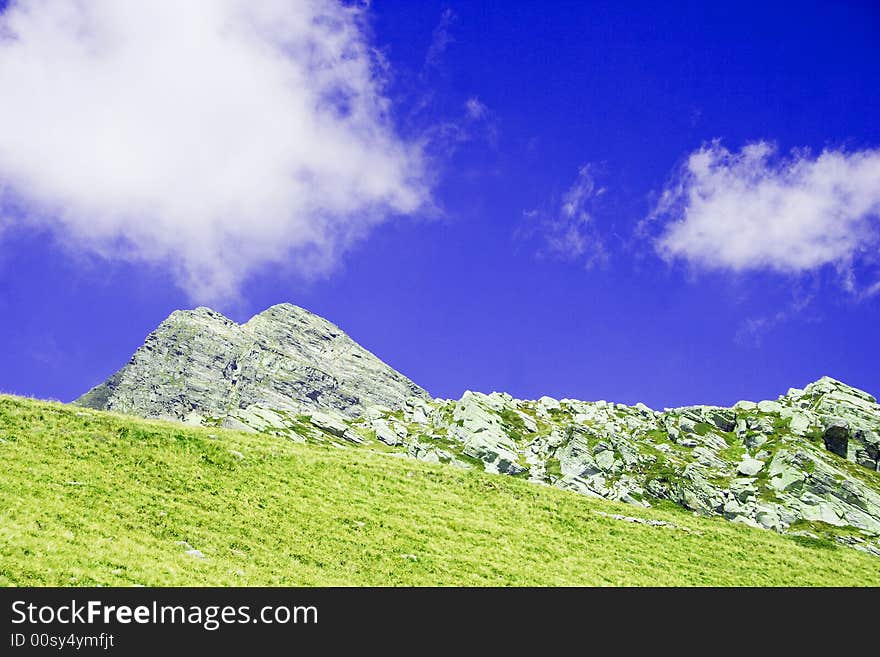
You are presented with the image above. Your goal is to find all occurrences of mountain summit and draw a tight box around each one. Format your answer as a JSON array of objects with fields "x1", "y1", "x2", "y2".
[{"x1": 76, "y1": 303, "x2": 429, "y2": 422}]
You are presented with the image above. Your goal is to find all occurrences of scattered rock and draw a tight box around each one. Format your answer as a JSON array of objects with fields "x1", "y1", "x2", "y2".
[
  {"x1": 372, "y1": 420, "x2": 401, "y2": 446},
  {"x1": 594, "y1": 511, "x2": 692, "y2": 533},
  {"x1": 737, "y1": 458, "x2": 765, "y2": 477}
]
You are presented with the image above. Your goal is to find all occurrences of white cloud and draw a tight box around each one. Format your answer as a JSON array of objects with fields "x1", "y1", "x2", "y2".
[
  {"x1": 652, "y1": 141, "x2": 880, "y2": 282},
  {"x1": 734, "y1": 284, "x2": 817, "y2": 346},
  {"x1": 735, "y1": 312, "x2": 786, "y2": 347},
  {"x1": 0, "y1": 0, "x2": 428, "y2": 301},
  {"x1": 520, "y1": 165, "x2": 607, "y2": 267},
  {"x1": 464, "y1": 97, "x2": 488, "y2": 120},
  {"x1": 424, "y1": 8, "x2": 456, "y2": 68}
]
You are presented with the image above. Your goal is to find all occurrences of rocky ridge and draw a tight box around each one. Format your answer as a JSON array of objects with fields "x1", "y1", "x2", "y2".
[{"x1": 77, "y1": 305, "x2": 880, "y2": 555}]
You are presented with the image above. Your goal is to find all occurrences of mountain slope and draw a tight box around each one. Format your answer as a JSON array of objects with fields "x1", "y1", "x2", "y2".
[
  {"x1": 76, "y1": 303, "x2": 429, "y2": 420},
  {"x1": 321, "y1": 376, "x2": 880, "y2": 554},
  {"x1": 1, "y1": 395, "x2": 878, "y2": 586},
  {"x1": 73, "y1": 304, "x2": 880, "y2": 555}
]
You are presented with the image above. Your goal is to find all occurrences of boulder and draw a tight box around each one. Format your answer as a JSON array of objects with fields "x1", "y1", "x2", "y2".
[
  {"x1": 372, "y1": 419, "x2": 401, "y2": 446},
  {"x1": 823, "y1": 421, "x2": 849, "y2": 458},
  {"x1": 737, "y1": 458, "x2": 765, "y2": 477}
]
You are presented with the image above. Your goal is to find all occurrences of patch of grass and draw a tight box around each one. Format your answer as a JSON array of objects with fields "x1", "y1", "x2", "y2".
[
  {"x1": 694, "y1": 422, "x2": 714, "y2": 437},
  {"x1": 517, "y1": 405, "x2": 537, "y2": 419},
  {"x1": 717, "y1": 431, "x2": 745, "y2": 464},
  {"x1": 773, "y1": 416, "x2": 792, "y2": 432},
  {"x1": 1, "y1": 395, "x2": 879, "y2": 586},
  {"x1": 643, "y1": 498, "x2": 684, "y2": 514},
  {"x1": 642, "y1": 429, "x2": 669, "y2": 443},
  {"x1": 547, "y1": 407, "x2": 569, "y2": 424},
  {"x1": 804, "y1": 427, "x2": 825, "y2": 444},
  {"x1": 499, "y1": 408, "x2": 529, "y2": 444},
  {"x1": 722, "y1": 431, "x2": 738, "y2": 445},
  {"x1": 545, "y1": 457, "x2": 562, "y2": 479},
  {"x1": 450, "y1": 451, "x2": 489, "y2": 472},
  {"x1": 351, "y1": 426, "x2": 377, "y2": 442},
  {"x1": 787, "y1": 519, "x2": 872, "y2": 550},
  {"x1": 789, "y1": 534, "x2": 839, "y2": 551},
  {"x1": 638, "y1": 454, "x2": 683, "y2": 488}
]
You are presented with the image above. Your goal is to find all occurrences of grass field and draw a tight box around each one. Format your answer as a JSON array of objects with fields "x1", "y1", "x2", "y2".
[{"x1": 1, "y1": 394, "x2": 877, "y2": 586}]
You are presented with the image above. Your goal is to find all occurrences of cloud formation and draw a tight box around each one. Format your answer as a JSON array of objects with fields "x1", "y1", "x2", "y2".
[
  {"x1": 464, "y1": 97, "x2": 488, "y2": 120},
  {"x1": 0, "y1": 0, "x2": 428, "y2": 301},
  {"x1": 520, "y1": 165, "x2": 607, "y2": 267},
  {"x1": 651, "y1": 141, "x2": 880, "y2": 286},
  {"x1": 424, "y1": 8, "x2": 456, "y2": 69}
]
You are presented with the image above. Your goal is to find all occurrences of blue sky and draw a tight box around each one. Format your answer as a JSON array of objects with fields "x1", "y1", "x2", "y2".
[{"x1": 0, "y1": 0, "x2": 879, "y2": 408}]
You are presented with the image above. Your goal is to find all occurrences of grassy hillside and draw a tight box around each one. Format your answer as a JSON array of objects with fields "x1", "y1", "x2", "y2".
[{"x1": 1, "y1": 394, "x2": 878, "y2": 586}]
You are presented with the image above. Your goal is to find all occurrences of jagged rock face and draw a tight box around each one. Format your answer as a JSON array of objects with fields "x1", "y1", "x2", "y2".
[{"x1": 75, "y1": 304, "x2": 429, "y2": 420}]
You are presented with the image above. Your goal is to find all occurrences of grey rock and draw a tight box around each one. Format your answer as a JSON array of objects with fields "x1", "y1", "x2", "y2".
[
  {"x1": 785, "y1": 411, "x2": 813, "y2": 436},
  {"x1": 823, "y1": 421, "x2": 849, "y2": 458},
  {"x1": 308, "y1": 411, "x2": 362, "y2": 444},
  {"x1": 594, "y1": 449, "x2": 616, "y2": 471},
  {"x1": 737, "y1": 457, "x2": 765, "y2": 477},
  {"x1": 755, "y1": 505, "x2": 781, "y2": 530},
  {"x1": 757, "y1": 400, "x2": 783, "y2": 414},
  {"x1": 708, "y1": 409, "x2": 736, "y2": 432},
  {"x1": 372, "y1": 420, "x2": 401, "y2": 446}
]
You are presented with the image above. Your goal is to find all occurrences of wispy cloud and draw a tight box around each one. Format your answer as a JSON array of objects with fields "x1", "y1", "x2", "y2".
[
  {"x1": 465, "y1": 97, "x2": 489, "y2": 120},
  {"x1": 734, "y1": 282, "x2": 818, "y2": 346},
  {"x1": 425, "y1": 8, "x2": 456, "y2": 69},
  {"x1": 735, "y1": 313, "x2": 788, "y2": 347},
  {"x1": 418, "y1": 96, "x2": 498, "y2": 158},
  {"x1": 0, "y1": 0, "x2": 429, "y2": 303},
  {"x1": 865, "y1": 279, "x2": 880, "y2": 298},
  {"x1": 648, "y1": 141, "x2": 880, "y2": 292},
  {"x1": 404, "y1": 11, "x2": 498, "y2": 158},
  {"x1": 518, "y1": 165, "x2": 608, "y2": 268}
]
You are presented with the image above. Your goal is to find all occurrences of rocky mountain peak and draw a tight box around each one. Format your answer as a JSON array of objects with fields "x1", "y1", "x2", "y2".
[
  {"x1": 243, "y1": 303, "x2": 350, "y2": 344},
  {"x1": 76, "y1": 303, "x2": 430, "y2": 421},
  {"x1": 186, "y1": 305, "x2": 232, "y2": 322},
  {"x1": 792, "y1": 376, "x2": 877, "y2": 404}
]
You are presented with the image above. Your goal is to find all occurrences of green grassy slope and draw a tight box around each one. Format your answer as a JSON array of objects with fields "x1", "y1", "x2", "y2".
[{"x1": 1, "y1": 395, "x2": 877, "y2": 586}]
